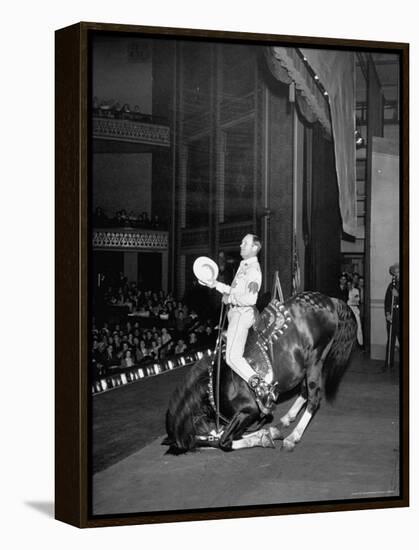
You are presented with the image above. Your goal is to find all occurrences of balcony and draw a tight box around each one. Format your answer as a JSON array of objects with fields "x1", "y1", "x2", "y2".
[
  {"x1": 93, "y1": 227, "x2": 168, "y2": 251},
  {"x1": 92, "y1": 114, "x2": 170, "y2": 152}
]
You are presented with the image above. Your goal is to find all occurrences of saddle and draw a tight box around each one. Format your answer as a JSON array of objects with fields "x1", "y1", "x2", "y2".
[{"x1": 220, "y1": 299, "x2": 292, "y2": 382}]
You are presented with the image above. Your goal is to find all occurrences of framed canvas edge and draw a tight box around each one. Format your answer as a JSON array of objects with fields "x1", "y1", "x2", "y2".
[{"x1": 55, "y1": 21, "x2": 409, "y2": 529}]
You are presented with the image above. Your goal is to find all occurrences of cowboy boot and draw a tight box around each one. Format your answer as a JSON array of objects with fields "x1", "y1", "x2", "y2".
[{"x1": 248, "y1": 375, "x2": 278, "y2": 415}]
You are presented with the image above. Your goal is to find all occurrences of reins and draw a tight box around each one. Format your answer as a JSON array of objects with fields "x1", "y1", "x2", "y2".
[{"x1": 207, "y1": 301, "x2": 229, "y2": 431}]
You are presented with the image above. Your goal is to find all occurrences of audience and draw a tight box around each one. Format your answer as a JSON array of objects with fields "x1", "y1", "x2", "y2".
[
  {"x1": 92, "y1": 96, "x2": 164, "y2": 125},
  {"x1": 91, "y1": 279, "x2": 217, "y2": 379},
  {"x1": 92, "y1": 206, "x2": 167, "y2": 230}
]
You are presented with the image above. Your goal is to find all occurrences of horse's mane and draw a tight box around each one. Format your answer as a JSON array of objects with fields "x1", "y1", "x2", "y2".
[{"x1": 165, "y1": 355, "x2": 215, "y2": 454}]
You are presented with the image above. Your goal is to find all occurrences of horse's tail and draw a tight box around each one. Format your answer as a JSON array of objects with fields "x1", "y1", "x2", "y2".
[
  {"x1": 164, "y1": 355, "x2": 214, "y2": 455},
  {"x1": 323, "y1": 298, "x2": 357, "y2": 402}
]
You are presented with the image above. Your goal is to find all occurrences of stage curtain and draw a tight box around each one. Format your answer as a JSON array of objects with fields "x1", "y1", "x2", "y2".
[
  {"x1": 266, "y1": 47, "x2": 357, "y2": 237},
  {"x1": 300, "y1": 48, "x2": 356, "y2": 237}
]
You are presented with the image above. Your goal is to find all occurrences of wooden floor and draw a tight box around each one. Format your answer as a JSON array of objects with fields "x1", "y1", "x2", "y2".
[{"x1": 92, "y1": 351, "x2": 401, "y2": 516}]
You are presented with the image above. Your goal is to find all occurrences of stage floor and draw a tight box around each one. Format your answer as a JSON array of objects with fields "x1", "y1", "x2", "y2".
[{"x1": 92, "y1": 351, "x2": 401, "y2": 515}]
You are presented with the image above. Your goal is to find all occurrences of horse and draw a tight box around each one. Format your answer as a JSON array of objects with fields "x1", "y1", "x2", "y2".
[{"x1": 164, "y1": 291, "x2": 357, "y2": 454}]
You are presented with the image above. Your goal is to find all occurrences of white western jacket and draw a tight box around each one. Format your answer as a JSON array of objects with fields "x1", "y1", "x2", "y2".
[{"x1": 215, "y1": 256, "x2": 261, "y2": 307}]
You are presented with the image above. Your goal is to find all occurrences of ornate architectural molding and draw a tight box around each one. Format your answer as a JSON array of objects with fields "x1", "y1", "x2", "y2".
[
  {"x1": 92, "y1": 117, "x2": 170, "y2": 147},
  {"x1": 93, "y1": 229, "x2": 168, "y2": 250}
]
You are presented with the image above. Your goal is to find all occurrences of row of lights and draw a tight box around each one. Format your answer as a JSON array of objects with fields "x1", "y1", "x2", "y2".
[
  {"x1": 91, "y1": 349, "x2": 212, "y2": 395},
  {"x1": 301, "y1": 55, "x2": 329, "y2": 97}
]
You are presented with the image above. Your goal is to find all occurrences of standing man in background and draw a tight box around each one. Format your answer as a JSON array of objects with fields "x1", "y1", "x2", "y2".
[{"x1": 384, "y1": 262, "x2": 400, "y2": 370}]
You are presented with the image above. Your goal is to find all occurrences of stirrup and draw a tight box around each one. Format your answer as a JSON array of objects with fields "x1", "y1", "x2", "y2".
[{"x1": 248, "y1": 375, "x2": 278, "y2": 415}]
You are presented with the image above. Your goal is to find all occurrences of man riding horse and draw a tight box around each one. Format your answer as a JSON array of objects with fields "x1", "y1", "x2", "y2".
[{"x1": 203, "y1": 234, "x2": 277, "y2": 414}]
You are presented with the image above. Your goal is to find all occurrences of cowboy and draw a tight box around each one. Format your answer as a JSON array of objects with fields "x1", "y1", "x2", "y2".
[{"x1": 206, "y1": 234, "x2": 276, "y2": 412}]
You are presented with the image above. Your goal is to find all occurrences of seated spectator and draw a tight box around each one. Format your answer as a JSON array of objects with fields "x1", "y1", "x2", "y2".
[
  {"x1": 137, "y1": 305, "x2": 150, "y2": 317},
  {"x1": 204, "y1": 324, "x2": 214, "y2": 344},
  {"x1": 187, "y1": 332, "x2": 198, "y2": 350},
  {"x1": 137, "y1": 340, "x2": 147, "y2": 359},
  {"x1": 99, "y1": 99, "x2": 114, "y2": 117},
  {"x1": 103, "y1": 344, "x2": 118, "y2": 370},
  {"x1": 140, "y1": 211, "x2": 151, "y2": 227},
  {"x1": 151, "y1": 305, "x2": 160, "y2": 318},
  {"x1": 101, "y1": 323, "x2": 110, "y2": 337},
  {"x1": 175, "y1": 339, "x2": 187, "y2": 355},
  {"x1": 118, "y1": 342, "x2": 129, "y2": 360},
  {"x1": 113, "y1": 102, "x2": 122, "y2": 118},
  {"x1": 121, "y1": 349, "x2": 135, "y2": 369},
  {"x1": 161, "y1": 327, "x2": 172, "y2": 346},
  {"x1": 131, "y1": 105, "x2": 142, "y2": 121},
  {"x1": 121, "y1": 103, "x2": 131, "y2": 117},
  {"x1": 140, "y1": 346, "x2": 153, "y2": 363},
  {"x1": 113, "y1": 211, "x2": 125, "y2": 226},
  {"x1": 127, "y1": 210, "x2": 137, "y2": 226},
  {"x1": 151, "y1": 215, "x2": 161, "y2": 229},
  {"x1": 175, "y1": 310, "x2": 186, "y2": 332},
  {"x1": 159, "y1": 307, "x2": 169, "y2": 320},
  {"x1": 150, "y1": 340, "x2": 160, "y2": 359}
]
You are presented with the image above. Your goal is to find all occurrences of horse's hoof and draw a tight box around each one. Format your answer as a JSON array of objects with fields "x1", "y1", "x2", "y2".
[
  {"x1": 280, "y1": 416, "x2": 291, "y2": 428},
  {"x1": 261, "y1": 431, "x2": 276, "y2": 448},
  {"x1": 282, "y1": 438, "x2": 295, "y2": 452},
  {"x1": 219, "y1": 440, "x2": 233, "y2": 452}
]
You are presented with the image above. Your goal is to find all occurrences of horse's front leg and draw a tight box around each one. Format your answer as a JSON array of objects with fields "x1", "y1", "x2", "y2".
[
  {"x1": 219, "y1": 410, "x2": 260, "y2": 451},
  {"x1": 280, "y1": 394, "x2": 307, "y2": 427},
  {"x1": 283, "y1": 353, "x2": 328, "y2": 451},
  {"x1": 231, "y1": 425, "x2": 284, "y2": 450}
]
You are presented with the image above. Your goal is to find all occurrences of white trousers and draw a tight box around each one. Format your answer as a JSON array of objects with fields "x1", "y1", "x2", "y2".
[
  {"x1": 225, "y1": 307, "x2": 271, "y2": 383},
  {"x1": 349, "y1": 305, "x2": 363, "y2": 346}
]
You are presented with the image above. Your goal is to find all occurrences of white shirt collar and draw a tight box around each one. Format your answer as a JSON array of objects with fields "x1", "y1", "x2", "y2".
[{"x1": 240, "y1": 256, "x2": 258, "y2": 267}]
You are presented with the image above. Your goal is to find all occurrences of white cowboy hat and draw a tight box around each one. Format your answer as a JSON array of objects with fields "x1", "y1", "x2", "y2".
[{"x1": 193, "y1": 256, "x2": 218, "y2": 286}]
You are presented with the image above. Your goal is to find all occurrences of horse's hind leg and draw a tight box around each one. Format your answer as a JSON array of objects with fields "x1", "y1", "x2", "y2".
[
  {"x1": 280, "y1": 382, "x2": 308, "y2": 427},
  {"x1": 219, "y1": 410, "x2": 259, "y2": 451}
]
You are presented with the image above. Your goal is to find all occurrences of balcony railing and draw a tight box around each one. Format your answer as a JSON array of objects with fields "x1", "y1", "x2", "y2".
[
  {"x1": 93, "y1": 228, "x2": 168, "y2": 251},
  {"x1": 92, "y1": 116, "x2": 170, "y2": 147}
]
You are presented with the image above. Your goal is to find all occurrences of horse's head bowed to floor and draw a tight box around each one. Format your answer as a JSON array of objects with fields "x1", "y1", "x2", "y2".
[{"x1": 163, "y1": 291, "x2": 357, "y2": 454}]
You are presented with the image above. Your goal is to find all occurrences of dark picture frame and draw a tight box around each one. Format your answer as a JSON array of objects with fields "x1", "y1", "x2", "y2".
[{"x1": 55, "y1": 21, "x2": 409, "y2": 528}]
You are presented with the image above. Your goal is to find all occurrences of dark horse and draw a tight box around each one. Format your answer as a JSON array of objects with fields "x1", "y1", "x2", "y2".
[{"x1": 164, "y1": 291, "x2": 357, "y2": 454}]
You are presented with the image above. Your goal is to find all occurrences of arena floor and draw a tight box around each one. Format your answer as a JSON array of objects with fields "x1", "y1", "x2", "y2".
[{"x1": 91, "y1": 351, "x2": 401, "y2": 516}]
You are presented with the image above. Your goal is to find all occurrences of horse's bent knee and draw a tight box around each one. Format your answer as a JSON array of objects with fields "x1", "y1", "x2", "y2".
[{"x1": 306, "y1": 381, "x2": 322, "y2": 413}]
